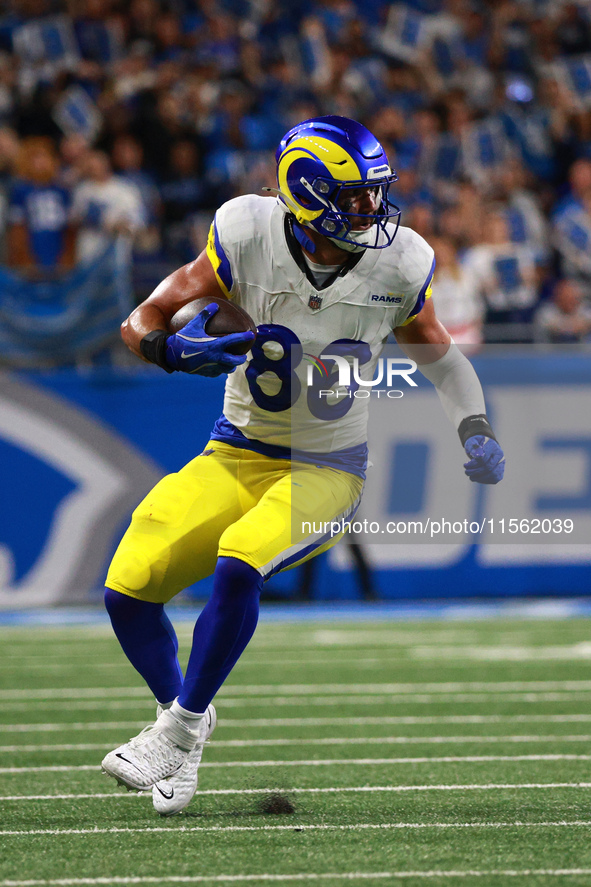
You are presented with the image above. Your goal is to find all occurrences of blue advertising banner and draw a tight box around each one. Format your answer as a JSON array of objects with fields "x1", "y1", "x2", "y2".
[
  {"x1": 1, "y1": 351, "x2": 590, "y2": 609},
  {"x1": 0, "y1": 241, "x2": 132, "y2": 367}
]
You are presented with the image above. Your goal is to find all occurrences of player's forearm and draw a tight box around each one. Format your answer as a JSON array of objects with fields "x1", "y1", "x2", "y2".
[
  {"x1": 120, "y1": 260, "x2": 201, "y2": 358},
  {"x1": 121, "y1": 265, "x2": 194, "y2": 359},
  {"x1": 121, "y1": 252, "x2": 227, "y2": 360},
  {"x1": 417, "y1": 344, "x2": 496, "y2": 444},
  {"x1": 121, "y1": 303, "x2": 170, "y2": 360}
]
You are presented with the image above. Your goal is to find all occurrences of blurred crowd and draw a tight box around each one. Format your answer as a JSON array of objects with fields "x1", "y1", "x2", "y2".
[{"x1": 2, "y1": 0, "x2": 591, "y2": 345}]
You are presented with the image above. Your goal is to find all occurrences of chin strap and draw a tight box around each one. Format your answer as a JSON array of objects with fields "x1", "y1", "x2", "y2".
[{"x1": 291, "y1": 220, "x2": 317, "y2": 254}]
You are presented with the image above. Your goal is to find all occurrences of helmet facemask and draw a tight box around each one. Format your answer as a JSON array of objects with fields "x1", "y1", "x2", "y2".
[{"x1": 304, "y1": 175, "x2": 401, "y2": 252}]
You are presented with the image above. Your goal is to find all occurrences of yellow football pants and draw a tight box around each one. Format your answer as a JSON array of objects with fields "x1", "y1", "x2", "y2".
[{"x1": 106, "y1": 441, "x2": 364, "y2": 603}]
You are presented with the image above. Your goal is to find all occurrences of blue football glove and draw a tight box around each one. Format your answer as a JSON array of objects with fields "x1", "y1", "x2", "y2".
[
  {"x1": 165, "y1": 303, "x2": 255, "y2": 376},
  {"x1": 463, "y1": 435, "x2": 505, "y2": 484}
]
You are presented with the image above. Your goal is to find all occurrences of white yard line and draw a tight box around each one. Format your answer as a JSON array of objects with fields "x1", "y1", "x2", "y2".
[
  {"x1": 411, "y1": 644, "x2": 591, "y2": 661},
  {"x1": 9, "y1": 650, "x2": 589, "y2": 669},
  {"x1": 10, "y1": 643, "x2": 532, "y2": 667},
  {"x1": 2, "y1": 734, "x2": 591, "y2": 754},
  {"x1": 0, "y1": 701, "x2": 149, "y2": 713},
  {"x1": 210, "y1": 692, "x2": 591, "y2": 707},
  {"x1": 1, "y1": 754, "x2": 589, "y2": 774},
  {"x1": 3, "y1": 690, "x2": 591, "y2": 716},
  {"x1": 0, "y1": 689, "x2": 147, "y2": 700},
  {"x1": 2, "y1": 782, "x2": 591, "y2": 801},
  {"x1": 151, "y1": 679, "x2": 591, "y2": 694},
  {"x1": 0, "y1": 722, "x2": 151, "y2": 733},
  {"x1": 3, "y1": 871, "x2": 591, "y2": 885},
  {"x1": 202, "y1": 734, "x2": 591, "y2": 748},
  {"x1": 3, "y1": 664, "x2": 126, "y2": 672},
  {"x1": 3, "y1": 659, "x2": 398, "y2": 671},
  {"x1": 3, "y1": 820, "x2": 591, "y2": 837},
  {"x1": 222, "y1": 714, "x2": 591, "y2": 727},
  {"x1": 0, "y1": 627, "x2": 536, "y2": 645},
  {"x1": 0, "y1": 744, "x2": 113, "y2": 752},
  {"x1": 5, "y1": 714, "x2": 591, "y2": 733},
  {"x1": 5, "y1": 680, "x2": 591, "y2": 700}
]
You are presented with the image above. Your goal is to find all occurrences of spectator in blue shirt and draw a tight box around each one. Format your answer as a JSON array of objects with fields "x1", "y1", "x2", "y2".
[
  {"x1": 73, "y1": 0, "x2": 122, "y2": 65},
  {"x1": 111, "y1": 134, "x2": 161, "y2": 227},
  {"x1": 7, "y1": 136, "x2": 75, "y2": 275},
  {"x1": 535, "y1": 278, "x2": 591, "y2": 343},
  {"x1": 552, "y1": 157, "x2": 591, "y2": 284},
  {"x1": 161, "y1": 139, "x2": 214, "y2": 264}
]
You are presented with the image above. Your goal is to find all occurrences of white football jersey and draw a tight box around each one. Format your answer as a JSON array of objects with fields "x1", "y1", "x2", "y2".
[{"x1": 206, "y1": 195, "x2": 434, "y2": 475}]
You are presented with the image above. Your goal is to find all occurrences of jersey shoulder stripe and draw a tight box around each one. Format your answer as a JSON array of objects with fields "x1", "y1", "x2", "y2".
[
  {"x1": 206, "y1": 195, "x2": 277, "y2": 296},
  {"x1": 399, "y1": 255, "x2": 436, "y2": 326},
  {"x1": 207, "y1": 217, "x2": 234, "y2": 297}
]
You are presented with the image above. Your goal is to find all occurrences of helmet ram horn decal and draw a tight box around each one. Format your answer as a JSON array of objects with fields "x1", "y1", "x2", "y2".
[{"x1": 274, "y1": 116, "x2": 401, "y2": 252}]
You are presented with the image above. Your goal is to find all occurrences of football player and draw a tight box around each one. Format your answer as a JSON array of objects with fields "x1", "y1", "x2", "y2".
[{"x1": 101, "y1": 116, "x2": 505, "y2": 814}]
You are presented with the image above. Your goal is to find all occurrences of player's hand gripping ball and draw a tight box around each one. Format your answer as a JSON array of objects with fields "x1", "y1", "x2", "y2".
[
  {"x1": 463, "y1": 435, "x2": 505, "y2": 484},
  {"x1": 166, "y1": 297, "x2": 256, "y2": 376}
]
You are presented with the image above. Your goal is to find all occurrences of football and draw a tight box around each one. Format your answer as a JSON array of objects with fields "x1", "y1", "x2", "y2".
[{"x1": 168, "y1": 296, "x2": 257, "y2": 355}]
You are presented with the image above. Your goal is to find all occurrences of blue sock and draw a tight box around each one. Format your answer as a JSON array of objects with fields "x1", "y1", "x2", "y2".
[
  {"x1": 104, "y1": 587, "x2": 184, "y2": 705},
  {"x1": 178, "y1": 557, "x2": 263, "y2": 713}
]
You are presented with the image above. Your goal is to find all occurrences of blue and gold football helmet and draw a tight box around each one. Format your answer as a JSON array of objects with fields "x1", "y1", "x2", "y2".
[{"x1": 274, "y1": 115, "x2": 401, "y2": 251}]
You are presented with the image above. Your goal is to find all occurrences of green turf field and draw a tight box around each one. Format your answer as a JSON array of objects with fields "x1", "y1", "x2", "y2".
[{"x1": 2, "y1": 615, "x2": 591, "y2": 886}]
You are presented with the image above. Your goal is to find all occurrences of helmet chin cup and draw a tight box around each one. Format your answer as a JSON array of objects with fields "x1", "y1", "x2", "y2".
[{"x1": 328, "y1": 226, "x2": 379, "y2": 253}]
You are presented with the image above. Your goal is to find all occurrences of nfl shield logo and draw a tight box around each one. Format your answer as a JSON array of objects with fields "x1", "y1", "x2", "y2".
[{"x1": 308, "y1": 294, "x2": 323, "y2": 310}]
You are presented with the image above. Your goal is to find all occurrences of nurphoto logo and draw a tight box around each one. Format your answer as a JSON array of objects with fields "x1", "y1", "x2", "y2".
[{"x1": 305, "y1": 355, "x2": 418, "y2": 396}]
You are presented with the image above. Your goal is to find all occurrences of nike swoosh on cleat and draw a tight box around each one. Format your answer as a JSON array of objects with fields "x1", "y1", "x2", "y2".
[
  {"x1": 155, "y1": 783, "x2": 174, "y2": 800},
  {"x1": 114, "y1": 752, "x2": 148, "y2": 775},
  {"x1": 114, "y1": 752, "x2": 184, "y2": 780}
]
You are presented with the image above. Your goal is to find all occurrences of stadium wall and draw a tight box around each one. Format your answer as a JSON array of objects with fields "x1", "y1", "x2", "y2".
[{"x1": 1, "y1": 353, "x2": 590, "y2": 608}]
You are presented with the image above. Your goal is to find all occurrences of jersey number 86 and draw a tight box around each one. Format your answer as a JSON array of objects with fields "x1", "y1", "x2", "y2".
[{"x1": 246, "y1": 324, "x2": 372, "y2": 421}]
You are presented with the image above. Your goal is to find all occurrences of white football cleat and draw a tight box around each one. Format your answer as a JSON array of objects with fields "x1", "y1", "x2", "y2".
[
  {"x1": 101, "y1": 708, "x2": 199, "y2": 792},
  {"x1": 152, "y1": 704, "x2": 216, "y2": 816}
]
